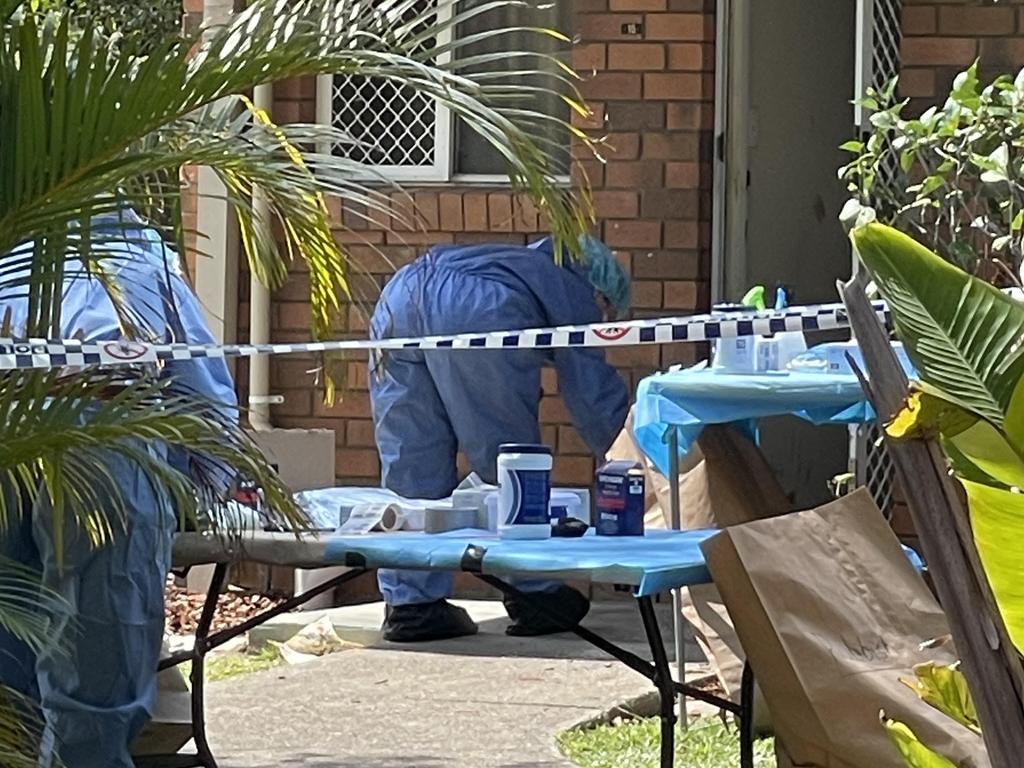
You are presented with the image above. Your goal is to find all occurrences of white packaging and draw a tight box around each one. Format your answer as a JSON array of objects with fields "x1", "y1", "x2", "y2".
[
  {"x1": 713, "y1": 336, "x2": 756, "y2": 373},
  {"x1": 497, "y1": 444, "x2": 553, "y2": 540}
]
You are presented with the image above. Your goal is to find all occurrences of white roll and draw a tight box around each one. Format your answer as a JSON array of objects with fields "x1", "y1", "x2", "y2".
[{"x1": 376, "y1": 504, "x2": 406, "y2": 533}]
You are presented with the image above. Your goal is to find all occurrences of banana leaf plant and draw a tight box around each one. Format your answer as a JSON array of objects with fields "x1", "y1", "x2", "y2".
[
  {"x1": 849, "y1": 212, "x2": 1024, "y2": 765},
  {"x1": 0, "y1": 0, "x2": 597, "y2": 761}
]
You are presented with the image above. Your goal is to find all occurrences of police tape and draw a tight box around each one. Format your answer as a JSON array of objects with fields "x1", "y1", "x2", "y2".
[{"x1": 0, "y1": 301, "x2": 891, "y2": 372}]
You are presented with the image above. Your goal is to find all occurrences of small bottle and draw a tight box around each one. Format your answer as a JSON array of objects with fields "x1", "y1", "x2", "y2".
[{"x1": 497, "y1": 444, "x2": 553, "y2": 540}]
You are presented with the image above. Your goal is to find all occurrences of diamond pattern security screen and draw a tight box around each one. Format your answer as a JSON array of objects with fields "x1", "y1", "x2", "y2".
[
  {"x1": 850, "y1": 0, "x2": 902, "y2": 518},
  {"x1": 853, "y1": 424, "x2": 897, "y2": 518},
  {"x1": 322, "y1": 0, "x2": 451, "y2": 181},
  {"x1": 854, "y1": 0, "x2": 903, "y2": 129}
]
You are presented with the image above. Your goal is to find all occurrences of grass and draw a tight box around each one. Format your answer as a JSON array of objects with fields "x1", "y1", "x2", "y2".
[
  {"x1": 557, "y1": 717, "x2": 776, "y2": 768},
  {"x1": 179, "y1": 644, "x2": 285, "y2": 684}
]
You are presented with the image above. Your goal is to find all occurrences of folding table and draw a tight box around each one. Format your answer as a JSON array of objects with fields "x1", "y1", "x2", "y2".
[{"x1": 152, "y1": 528, "x2": 755, "y2": 768}]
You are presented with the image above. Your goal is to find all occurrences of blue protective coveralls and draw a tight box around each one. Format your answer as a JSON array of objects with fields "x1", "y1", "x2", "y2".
[
  {"x1": 370, "y1": 238, "x2": 629, "y2": 606},
  {"x1": 0, "y1": 213, "x2": 237, "y2": 768}
]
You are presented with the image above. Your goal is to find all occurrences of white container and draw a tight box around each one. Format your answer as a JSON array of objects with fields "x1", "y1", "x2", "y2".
[
  {"x1": 484, "y1": 492, "x2": 499, "y2": 532},
  {"x1": 549, "y1": 490, "x2": 583, "y2": 526},
  {"x1": 497, "y1": 444, "x2": 552, "y2": 540}
]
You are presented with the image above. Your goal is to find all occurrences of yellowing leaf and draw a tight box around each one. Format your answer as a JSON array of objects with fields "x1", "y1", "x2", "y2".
[
  {"x1": 881, "y1": 716, "x2": 959, "y2": 768},
  {"x1": 899, "y1": 662, "x2": 980, "y2": 734},
  {"x1": 961, "y1": 480, "x2": 1024, "y2": 654}
]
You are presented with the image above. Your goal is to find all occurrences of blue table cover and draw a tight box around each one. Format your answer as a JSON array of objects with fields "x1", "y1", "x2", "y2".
[
  {"x1": 321, "y1": 528, "x2": 924, "y2": 598},
  {"x1": 324, "y1": 528, "x2": 717, "y2": 597}
]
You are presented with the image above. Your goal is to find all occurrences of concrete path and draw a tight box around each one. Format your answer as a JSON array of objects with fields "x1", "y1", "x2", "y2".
[{"x1": 204, "y1": 599, "x2": 712, "y2": 768}]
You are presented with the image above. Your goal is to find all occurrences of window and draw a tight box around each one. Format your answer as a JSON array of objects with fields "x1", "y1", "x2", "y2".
[{"x1": 317, "y1": 0, "x2": 573, "y2": 182}]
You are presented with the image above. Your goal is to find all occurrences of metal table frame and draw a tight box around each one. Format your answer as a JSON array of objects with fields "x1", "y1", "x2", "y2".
[{"x1": 138, "y1": 553, "x2": 755, "y2": 768}]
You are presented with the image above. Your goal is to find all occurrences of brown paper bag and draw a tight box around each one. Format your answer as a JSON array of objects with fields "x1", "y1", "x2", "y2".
[
  {"x1": 607, "y1": 411, "x2": 789, "y2": 701},
  {"x1": 702, "y1": 489, "x2": 990, "y2": 768}
]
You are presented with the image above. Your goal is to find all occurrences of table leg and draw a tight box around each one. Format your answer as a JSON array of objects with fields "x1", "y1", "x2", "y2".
[
  {"x1": 739, "y1": 662, "x2": 755, "y2": 768},
  {"x1": 190, "y1": 563, "x2": 228, "y2": 768},
  {"x1": 148, "y1": 565, "x2": 369, "y2": 768},
  {"x1": 667, "y1": 426, "x2": 687, "y2": 724},
  {"x1": 638, "y1": 596, "x2": 678, "y2": 768}
]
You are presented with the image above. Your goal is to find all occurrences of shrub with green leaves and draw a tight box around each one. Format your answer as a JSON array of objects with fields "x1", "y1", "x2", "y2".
[
  {"x1": 840, "y1": 63, "x2": 1024, "y2": 282},
  {"x1": 29, "y1": 0, "x2": 183, "y2": 53}
]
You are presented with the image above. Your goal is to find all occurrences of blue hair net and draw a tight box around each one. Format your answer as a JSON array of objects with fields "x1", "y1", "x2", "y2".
[{"x1": 580, "y1": 235, "x2": 631, "y2": 316}]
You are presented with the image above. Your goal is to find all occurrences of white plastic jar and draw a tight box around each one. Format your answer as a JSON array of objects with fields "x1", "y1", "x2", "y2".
[{"x1": 497, "y1": 444, "x2": 553, "y2": 540}]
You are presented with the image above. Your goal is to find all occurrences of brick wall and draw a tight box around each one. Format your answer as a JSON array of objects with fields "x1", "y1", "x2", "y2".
[
  {"x1": 256, "y1": 0, "x2": 718, "y2": 488},
  {"x1": 901, "y1": 0, "x2": 1024, "y2": 109}
]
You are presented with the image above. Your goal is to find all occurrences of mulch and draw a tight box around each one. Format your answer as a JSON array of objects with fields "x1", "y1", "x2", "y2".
[{"x1": 164, "y1": 577, "x2": 286, "y2": 636}]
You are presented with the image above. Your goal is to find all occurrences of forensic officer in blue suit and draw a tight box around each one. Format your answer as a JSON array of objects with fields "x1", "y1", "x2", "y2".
[
  {"x1": 0, "y1": 210, "x2": 237, "y2": 768},
  {"x1": 370, "y1": 235, "x2": 630, "y2": 642}
]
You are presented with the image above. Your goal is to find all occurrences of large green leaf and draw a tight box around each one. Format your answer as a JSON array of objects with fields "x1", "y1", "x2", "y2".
[
  {"x1": 960, "y1": 479, "x2": 1024, "y2": 653},
  {"x1": 851, "y1": 222, "x2": 1024, "y2": 433}
]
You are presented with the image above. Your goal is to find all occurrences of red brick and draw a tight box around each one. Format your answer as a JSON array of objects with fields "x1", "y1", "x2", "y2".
[
  {"x1": 607, "y1": 345, "x2": 661, "y2": 368},
  {"x1": 542, "y1": 425, "x2": 559, "y2": 448},
  {"x1": 439, "y1": 193, "x2": 464, "y2": 231},
  {"x1": 414, "y1": 192, "x2": 440, "y2": 231},
  {"x1": 464, "y1": 193, "x2": 489, "y2": 231},
  {"x1": 605, "y1": 220, "x2": 662, "y2": 248},
  {"x1": 553, "y1": 456, "x2": 596, "y2": 486},
  {"x1": 540, "y1": 396, "x2": 572, "y2": 424},
  {"x1": 271, "y1": 358, "x2": 320, "y2": 389},
  {"x1": 580, "y1": 72, "x2": 643, "y2": 100},
  {"x1": 607, "y1": 43, "x2": 666, "y2": 70},
  {"x1": 641, "y1": 189, "x2": 700, "y2": 218},
  {"x1": 573, "y1": 101, "x2": 607, "y2": 130},
  {"x1": 978, "y1": 37, "x2": 1024, "y2": 69},
  {"x1": 644, "y1": 13, "x2": 708, "y2": 41},
  {"x1": 610, "y1": 0, "x2": 666, "y2": 10},
  {"x1": 574, "y1": 43, "x2": 607, "y2": 71},
  {"x1": 346, "y1": 419, "x2": 377, "y2": 447},
  {"x1": 558, "y1": 426, "x2": 592, "y2": 455},
  {"x1": 603, "y1": 132, "x2": 642, "y2": 160},
  {"x1": 938, "y1": 6, "x2": 1015, "y2": 37},
  {"x1": 901, "y1": 6, "x2": 936, "y2": 36},
  {"x1": 644, "y1": 72, "x2": 706, "y2": 100},
  {"x1": 541, "y1": 367, "x2": 559, "y2": 395},
  {"x1": 666, "y1": 161, "x2": 701, "y2": 188},
  {"x1": 277, "y1": 301, "x2": 310, "y2": 330},
  {"x1": 384, "y1": 230, "x2": 454, "y2": 246},
  {"x1": 901, "y1": 37, "x2": 977, "y2": 67},
  {"x1": 605, "y1": 101, "x2": 666, "y2": 130},
  {"x1": 488, "y1": 194, "x2": 514, "y2": 232},
  {"x1": 335, "y1": 448, "x2": 380, "y2": 479},
  {"x1": 578, "y1": 14, "x2": 644, "y2": 41},
  {"x1": 633, "y1": 250, "x2": 700, "y2": 279},
  {"x1": 667, "y1": 43, "x2": 706, "y2": 71},
  {"x1": 315, "y1": 391, "x2": 371, "y2": 418},
  {"x1": 271, "y1": 390, "x2": 312, "y2": 418},
  {"x1": 899, "y1": 68, "x2": 937, "y2": 99},
  {"x1": 642, "y1": 132, "x2": 700, "y2": 160},
  {"x1": 632, "y1": 280, "x2": 663, "y2": 308},
  {"x1": 513, "y1": 195, "x2": 541, "y2": 233},
  {"x1": 605, "y1": 160, "x2": 664, "y2": 187},
  {"x1": 346, "y1": 361, "x2": 369, "y2": 390},
  {"x1": 663, "y1": 280, "x2": 699, "y2": 309},
  {"x1": 593, "y1": 190, "x2": 641, "y2": 219},
  {"x1": 666, "y1": 102, "x2": 711, "y2": 130},
  {"x1": 664, "y1": 221, "x2": 700, "y2": 249}
]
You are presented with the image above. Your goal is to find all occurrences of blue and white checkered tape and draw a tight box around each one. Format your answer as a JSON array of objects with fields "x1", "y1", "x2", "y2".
[{"x1": 0, "y1": 301, "x2": 891, "y2": 372}]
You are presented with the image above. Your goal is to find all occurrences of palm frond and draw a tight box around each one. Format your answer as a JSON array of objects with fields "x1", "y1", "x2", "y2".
[
  {"x1": 0, "y1": 0, "x2": 595, "y2": 337},
  {"x1": 0, "y1": 369, "x2": 307, "y2": 555}
]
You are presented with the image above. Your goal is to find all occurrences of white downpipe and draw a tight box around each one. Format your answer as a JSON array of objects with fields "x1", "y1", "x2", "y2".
[{"x1": 249, "y1": 82, "x2": 274, "y2": 432}]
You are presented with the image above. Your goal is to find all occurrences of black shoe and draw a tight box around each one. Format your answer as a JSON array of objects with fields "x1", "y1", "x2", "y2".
[
  {"x1": 503, "y1": 586, "x2": 590, "y2": 637},
  {"x1": 382, "y1": 599, "x2": 479, "y2": 643}
]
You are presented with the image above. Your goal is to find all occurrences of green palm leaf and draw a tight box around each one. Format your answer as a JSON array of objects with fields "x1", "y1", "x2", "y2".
[{"x1": 0, "y1": 0, "x2": 594, "y2": 339}]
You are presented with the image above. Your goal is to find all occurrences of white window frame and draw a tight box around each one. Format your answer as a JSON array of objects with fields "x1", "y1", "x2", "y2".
[
  {"x1": 315, "y1": 0, "x2": 454, "y2": 183},
  {"x1": 316, "y1": 0, "x2": 573, "y2": 186}
]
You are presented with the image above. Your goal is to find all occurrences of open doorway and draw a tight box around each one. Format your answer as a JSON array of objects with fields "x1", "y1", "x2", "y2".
[{"x1": 713, "y1": 0, "x2": 861, "y2": 507}]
